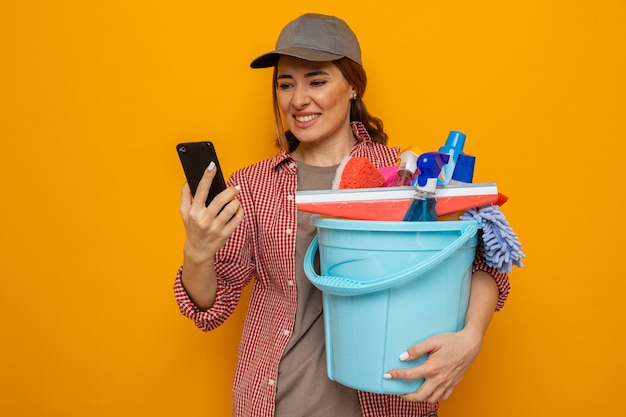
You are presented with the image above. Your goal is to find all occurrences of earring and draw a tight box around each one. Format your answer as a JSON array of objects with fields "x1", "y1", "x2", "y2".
[{"x1": 352, "y1": 92, "x2": 358, "y2": 100}]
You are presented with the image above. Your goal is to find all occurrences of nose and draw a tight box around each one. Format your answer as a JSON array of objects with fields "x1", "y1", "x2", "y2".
[{"x1": 291, "y1": 85, "x2": 310, "y2": 109}]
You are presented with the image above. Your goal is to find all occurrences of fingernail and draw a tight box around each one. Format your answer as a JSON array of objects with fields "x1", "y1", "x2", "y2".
[
  {"x1": 383, "y1": 373, "x2": 392, "y2": 380},
  {"x1": 207, "y1": 161, "x2": 215, "y2": 171},
  {"x1": 399, "y1": 351, "x2": 409, "y2": 361}
]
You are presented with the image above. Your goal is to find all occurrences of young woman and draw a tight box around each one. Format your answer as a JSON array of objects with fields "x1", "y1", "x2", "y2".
[{"x1": 175, "y1": 13, "x2": 510, "y2": 417}]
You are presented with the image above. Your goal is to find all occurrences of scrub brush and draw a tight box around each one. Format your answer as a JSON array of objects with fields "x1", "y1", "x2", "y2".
[{"x1": 460, "y1": 204, "x2": 524, "y2": 273}]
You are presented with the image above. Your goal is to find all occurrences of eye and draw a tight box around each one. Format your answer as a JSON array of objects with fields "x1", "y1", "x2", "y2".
[
  {"x1": 311, "y1": 80, "x2": 327, "y2": 87},
  {"x1": 277, "y1": 82, "x2": 294, "y2": 91}
]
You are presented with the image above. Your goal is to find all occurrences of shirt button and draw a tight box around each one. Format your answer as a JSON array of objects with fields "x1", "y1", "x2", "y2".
[
  {"x1": 287, "y1": 280, "x2": 294, "y2": 286},
  {"x1": 268, "y1": 379, "x2": 275, "y2": 387},
  {"x1": 288, "y1": 162, "x2": 296, "y2": 169},
  {"x1": 285, "y1": 228, "x2": 293, "y2": 235},
  {"x1": 287, "y1": 195, "x2": 294, "y2": 201},
  {"x1": 283, "y1": 329, "x2": 290, "y2": 336}
]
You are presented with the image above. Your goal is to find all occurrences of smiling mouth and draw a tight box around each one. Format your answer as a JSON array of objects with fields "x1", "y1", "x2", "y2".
[{"x1": 294, "y1": 114, "x2": 320, "y2": 123}]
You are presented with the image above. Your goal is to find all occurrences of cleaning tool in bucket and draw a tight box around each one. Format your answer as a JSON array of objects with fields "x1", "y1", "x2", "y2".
[
  {"x1": 437, "y1": 130, "x2": 467, "y2": 186},
  {"x1": 332, "y1": 156, "x2": 386, "y2": 189},
  {"x1": 304, "y1": 216, "x2": 481, "y2": 395},
  {"x1": 294, "y1": 182, "x2": 499, "y2": 221},
  {"x1": 461, "y1": 204, "x2": 525, "y2": 272},
  {"x1": 404, "y1": 152, "x2": 449, "y2": 221},
  {"x1": 391, "y1": 150, "x2": 419, "y2": 186}
]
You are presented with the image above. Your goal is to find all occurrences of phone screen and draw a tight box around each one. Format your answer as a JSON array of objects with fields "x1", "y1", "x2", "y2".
[{"x1": 176, "y1": 141, "x2": 227, "y2": 207}]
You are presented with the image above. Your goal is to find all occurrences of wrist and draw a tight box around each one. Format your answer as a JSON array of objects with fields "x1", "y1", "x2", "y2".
[
  {"x1": 459, "y1": 325, "x2": 484, "y2": 357},
  {"x1": 183, "y1": 241, "x2": 216, "y2": 266},
  {"x1": 461, "y1": 322, "x2": 486, "y2": 342}
]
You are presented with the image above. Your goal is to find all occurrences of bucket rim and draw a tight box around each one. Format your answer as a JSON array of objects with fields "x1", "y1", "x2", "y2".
[{"x1": 310, "y1": 215, "x2": 481, "y2": 232}]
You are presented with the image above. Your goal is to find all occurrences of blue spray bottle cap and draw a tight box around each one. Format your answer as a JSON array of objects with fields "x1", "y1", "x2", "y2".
[{"x1": 413, "y1": 152, "x2": 450, "y2": 192}]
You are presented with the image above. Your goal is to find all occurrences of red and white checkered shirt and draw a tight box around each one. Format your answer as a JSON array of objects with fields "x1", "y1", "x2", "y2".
[{"x1": 174, "y1": 122, "x2": 510, "y2": 417}]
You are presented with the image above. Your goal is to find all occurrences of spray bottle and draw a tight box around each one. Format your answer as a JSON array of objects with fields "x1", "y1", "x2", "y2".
[
  {"x1": 437, "y1": 153, "x2": 476, "y2": 221},
  {"x1": 437, "y1": 131, "x2": 466, "y2": 186},
  {"x1": 391, "y1": 150, "x2": 419, "y2": 186},
  {"x1": 403, "y1": 152, "x2": 450, "y2": 221}
]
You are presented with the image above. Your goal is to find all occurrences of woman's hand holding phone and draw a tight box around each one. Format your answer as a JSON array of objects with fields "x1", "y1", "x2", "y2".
[
  {"x1": 180, "y1": 162, "x2": 244, "y2": 266},
  {"x1": 175, "y1": 141, "x2": 244, "y2": 264},
  {"x1": 178, "y1": 163, "x2": 244, "y2": 311}
]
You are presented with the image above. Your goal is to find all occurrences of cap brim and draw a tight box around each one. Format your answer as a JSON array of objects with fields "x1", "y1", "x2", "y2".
[{"x1": 250, "y1": 46, "x2": 344, "y2": 68}]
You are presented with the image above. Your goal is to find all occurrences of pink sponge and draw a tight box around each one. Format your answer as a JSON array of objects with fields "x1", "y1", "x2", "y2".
[{"x1": 332, "y1": 156, "x2": 386, "y2": 189}]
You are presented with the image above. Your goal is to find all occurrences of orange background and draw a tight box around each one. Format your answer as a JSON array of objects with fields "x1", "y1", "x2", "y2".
[{"x1": 1, "y1": 1, "x2": 625, "y2": 416}]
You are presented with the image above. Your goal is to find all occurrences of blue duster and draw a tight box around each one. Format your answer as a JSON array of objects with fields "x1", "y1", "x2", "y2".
[{"x1": 461, "y1": 205, "x2": 525, "y2": 273}]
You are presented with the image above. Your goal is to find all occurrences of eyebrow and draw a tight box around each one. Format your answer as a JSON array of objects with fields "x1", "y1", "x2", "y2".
[{"x1": 277, "y1": 69, "x2": 330, "y2": 80}]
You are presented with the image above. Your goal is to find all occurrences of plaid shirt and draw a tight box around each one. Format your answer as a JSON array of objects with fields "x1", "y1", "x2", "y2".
[{"x1": 174, "y1": 122, "x2": 510, "y2": 416}]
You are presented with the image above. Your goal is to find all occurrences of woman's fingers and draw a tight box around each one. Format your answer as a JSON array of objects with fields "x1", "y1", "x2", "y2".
[
  {"x1": 191, "y1": 162, "x2": 218, "y2": 210},
  {"x1": 180, "y1": 182, "x2": 193, "y2": 217},
  {"x1": 383, "y1": 332, "x2": 472, "y2": 404}
]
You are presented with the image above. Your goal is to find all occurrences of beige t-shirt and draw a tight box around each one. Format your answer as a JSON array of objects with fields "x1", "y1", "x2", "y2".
[{"x1": 274, "y1": 162, "x2": 363, "y2": 417}]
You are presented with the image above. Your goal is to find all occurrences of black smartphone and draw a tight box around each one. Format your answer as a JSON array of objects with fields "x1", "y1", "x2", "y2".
[{"x1": 176, "y1": 141, "x2": 227, "y2": 207}]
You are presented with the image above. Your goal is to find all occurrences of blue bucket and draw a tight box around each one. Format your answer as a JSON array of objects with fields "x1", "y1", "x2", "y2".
[{"x1": 304, "y1": 215, "x2": 480, "y2": 395}]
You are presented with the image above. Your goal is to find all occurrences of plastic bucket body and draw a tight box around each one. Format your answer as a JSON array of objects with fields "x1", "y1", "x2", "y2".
[{"x1": 304, "y1": 215, "x2": 480, "y2": 395}]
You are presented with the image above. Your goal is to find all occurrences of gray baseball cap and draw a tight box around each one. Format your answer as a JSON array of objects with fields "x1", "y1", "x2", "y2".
[{"x1": 250, "y1": 13, "x2": 362, "y2": 68}]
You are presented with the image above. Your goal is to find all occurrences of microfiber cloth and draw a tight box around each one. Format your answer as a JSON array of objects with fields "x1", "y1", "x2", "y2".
[{"x1": 461, "y1": 205, "x2": 525, "y2": 273}]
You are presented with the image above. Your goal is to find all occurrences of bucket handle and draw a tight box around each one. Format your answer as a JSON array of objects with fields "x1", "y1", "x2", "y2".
[{"x1": 304, "y1": 223, "x2": 478, "y2": 296}]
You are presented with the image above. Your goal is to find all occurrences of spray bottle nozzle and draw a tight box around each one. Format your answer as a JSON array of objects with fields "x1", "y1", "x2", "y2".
[
  {"x1": 403, "y1": 152, "x2": 449, "y2": 222},
  {"x1": 414, "y1": 152, "x2": 450, "y2": 188}
]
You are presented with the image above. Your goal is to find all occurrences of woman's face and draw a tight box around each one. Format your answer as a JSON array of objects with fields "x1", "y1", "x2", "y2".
[{"x1": 276, "y1": 56, "x2": 354, "y2": 146}]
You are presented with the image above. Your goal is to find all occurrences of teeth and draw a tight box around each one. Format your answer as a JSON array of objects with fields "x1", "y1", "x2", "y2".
[{"x1": 295, "y1": 114, "x2": 318, "y2": 122}]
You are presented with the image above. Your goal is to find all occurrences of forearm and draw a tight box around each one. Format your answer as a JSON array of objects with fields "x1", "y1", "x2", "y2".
[
  {"x1": 180, "y1": 245, "x2": 219, "y2": 311},
  {"x1": 463, "y1": 269, "x2": 499, "y2": 340}
]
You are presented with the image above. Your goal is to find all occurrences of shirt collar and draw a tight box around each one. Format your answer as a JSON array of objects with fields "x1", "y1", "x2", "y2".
[{"x1": 351, "y1": 121, "x2": 373, "y2": 144}]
